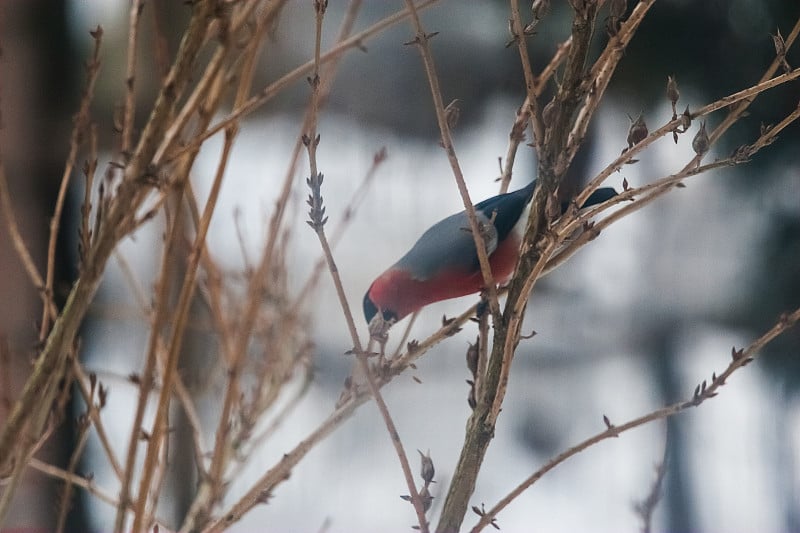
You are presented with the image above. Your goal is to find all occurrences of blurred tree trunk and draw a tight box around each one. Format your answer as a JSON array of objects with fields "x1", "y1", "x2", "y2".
[
  {"x1": 0, "y1": 0, "x2": 88, "y2": 530},
  {"x1": 648, "y1": 320, "x2": 697, "y2": 533}
]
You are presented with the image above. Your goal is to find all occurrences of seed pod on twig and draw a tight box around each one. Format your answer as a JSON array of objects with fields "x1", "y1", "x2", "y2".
[
  {"x1": 418, "y1": 449, "x2": 435, "y2": 485},
  {"x1": 692, "y1": 121, "x2": 710, "y2": 158},
  {"x1": 626, "y1": 113, "x2": 648, "y2": 148},
  {"x1": 666, "y1": 75, "x2": 679, "y2": 115}
]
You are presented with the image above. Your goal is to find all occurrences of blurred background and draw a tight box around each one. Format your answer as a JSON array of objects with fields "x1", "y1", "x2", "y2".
[{"x1": 1, "y1": 0, "x2": 799, "y2": 531}]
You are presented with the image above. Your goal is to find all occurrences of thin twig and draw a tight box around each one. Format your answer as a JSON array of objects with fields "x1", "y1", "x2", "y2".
[
  {"x1": 42, "y1": 27, "x2": 103, "y2": 337},
  {"x1": 166, "y1": 0, "x2": 441, "y2": 165},
  {"x1": 55, "y1": 411, "x2": 92, "y2": 533},
  {"x1": 293, "y1": 147, "x2": 386, "y2": 311},
  {"x1": 301, "y1": 5, "x2": 428, "y2": 521},
  {"x1": 438, "y1": 4, "x2": 602, "y2": 530},
  {"x1": 131, "y1": 125, "x2": 236, "y2": 533},
  {"x1": 509, "y1": 0, "x2": 544, "y2": 156},
  {"x1": 112, "y1": 173, "x2": 186, "y2": 532},
  {"x1": 29, "y1": 458, "x2": 120, "y2": 509},
  {"x1": 707, "y1": 16, "x2": 800, "y2": 146},
  {"x1": 0, "y1": 0, "x2": 216, "y2": 499},
  {"x1": 633, "y1": 435, "x2": 669, "y2": 533},
  {"x1": 121, "y1": 0, "x2": 144, "y2": 154},
  {"x1": 403, "y1": 0, "x2": 501, "y2": 324},
  {"x1": 71, "y1": 361, "x2": 124, "y2": 481},
  {"x1": 391, "y1": 311, "x2": 419, "y2": 360},
  {"x1": 497, "y1": 95, "x2": 531, "y2": 194},
  {"x1": 563, "y1": 0, "x2": 656, "y2": 176},
  {"x1": 191, "y1": 3, "x2": 368, "y2": 528},
  {"x1": 0, "y1": 163, "x2": 53, "y2": 316},
  {"x1": 470, "y1": 306, "x2": 800, "y2": 532}
]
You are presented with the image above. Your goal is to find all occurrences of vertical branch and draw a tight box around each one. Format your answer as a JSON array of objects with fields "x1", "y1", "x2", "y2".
[
  {"x1": 437, "y1": 3, "x2": 601, "y2": 531},
  {"x1": 0, "y1": 163, "x2": 53, "y2": 316},
  {"x1": 402, "y1": 0, "x2": 501, "y2": 321},
  {"x1": 508, "y1": 0, "x2": 544, "y2": 157},
  {"x1": 497, "y1": 95, "x2": 531, "y2": 194},
  {"x1": 121, "y1": 0, "x2": 144, "y2": 154},
  {"x1": 42, "y1": 27, "x2": 103, "y2": 337},
  {"x1": 306, "y1": 172, "x2": 430, "y2": 532},
  {"x1": 112, "y1": 179, "x2": 186, "y2": 531},
  {"x1": 78, "y1": 124, "x2": 98, "y2": 267},
  {"x1": 55, "y1": 407, "x2": 93, "y2": 533},
  {"x1": 0, "y1": 0, "x2": 215, "y2": 486},
  {"x1": 130, "y1": 127, "x2": 236, "y2": 533},
  {"x1": 302, "y1": 3, "x2": 427, "y2": 528}
]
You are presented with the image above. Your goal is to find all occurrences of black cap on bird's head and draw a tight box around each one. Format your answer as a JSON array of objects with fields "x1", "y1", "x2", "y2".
[{"x1": 363, "y1": 288, "x2": 398, "y2": 327}]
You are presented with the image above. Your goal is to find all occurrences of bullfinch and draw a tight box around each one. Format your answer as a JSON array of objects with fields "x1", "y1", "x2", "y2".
[{"x1": 363, "y1": 180, "x2": 616, "y2": 327}]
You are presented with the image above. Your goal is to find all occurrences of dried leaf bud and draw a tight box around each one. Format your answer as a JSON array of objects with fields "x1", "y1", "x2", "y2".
[
  {"x1": 772, "y1": 29, "x2": 792, "y2": 73},
  {"x1": 532, "y1": 0, "x2": 550, "y2": 20},
  {"x1": 98, "y1": 383, "x2": 108, "y2": 408},
  {"x1": 466, "y1": 337, "x2": 479, "y2": 376},
  {"x1": 609, "y1": 0, "x2": 627, "y2": 20},
  {"x1": 542, "y1": 99, "x2": 556, "y2": 125},
  {"x1": 626, "y1": 113, "x2": 648, "y2": 148},
  {"x1": 445, "y1": 99, "x2": 461, "y2": 130},
  {"x1": 773, "y1": 28, "x2": 786, "y2": 57},
  {"x1": 419, "y1": 484, "x2": 434, "y2": 512},
  {"x1": 306, "y1": 173, "x2": 327, "y2": 229},
  {"x1": 418, "y1": 449, "x2": 435, "y2": 485},
  {"x1": 680, "y1": 105, "x2": 692, "y2": 132},
  {"x1": 666, "y1": 76, "x2": 679, "y2": 107},
  {"x1": 466, "y1": 379, "x2": 477, "y2": 409},
  {"x1": 692, "y1": 121, "x2": 710, "y2": 157}
]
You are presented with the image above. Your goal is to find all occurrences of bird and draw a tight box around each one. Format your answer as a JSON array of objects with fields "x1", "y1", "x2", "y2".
[{"x1": 363, "y1": 180, "x2": 617, "y2": 327}]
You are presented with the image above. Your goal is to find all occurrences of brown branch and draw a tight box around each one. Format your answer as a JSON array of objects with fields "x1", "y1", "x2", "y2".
[
  {"x1": 0, "y1": 162, "x2": 54, "y2": 317},
  {"x1": 112, "y1": 194, "x2": 185, "y2": 531},
  {"x1": 71, "y1": 361, "x2": 124, "y2": 481},
  {"x1": 29, "y1": 458, "x2": 121, "y2": 510},
  {"x1": 509, "y1": 0, "x2": 544, "y2": 158},
  {"x1": 186, "y1": 3, "x2": 369, "y2": 528},
  {"x1": 0, "y1": 0, "x2": 216, "y2": 499},
  {"x1": 301, "y1": 4, "x2": 428, "y2": 522},
  {"x1": 121, "y1": 0, "x2": 144, "y2": 154},
  {"x1": 498, "y1": 95, "x2": 531, "y2": 194},
  {"x1": 311, "y1": 188, "x2": 429, "y2": 531},
  {"x1": 633, "y1": 437, "x2": 669, "y2": 533},
  {"x1": 166, "y1": 0, "x2": 441, "y2": 165},
  {"x1": 437, "y1": 4, "x2": 602, "y2": 531},
  {"x1": 293, "y1": 147, "x2": 386, "y2": 311},
  {"x1": 403, "y1": 0, "x2": 501, "y2": 324},
  {"x1": 55, "y1": 410, "x2": 91, "y2": 533},
  {"x1": 708, "y1": 16, "x2": 800, "y2": 146},
  {"x1": 42, "y1": 27, "x2": 103, "y2": 337},
  {"x1": 563, "y1": 0, "x2": 656, "y2": 176},
  {"x1": 131, "y1": 124, "x2": 236, "y2": 533},
  {"x1": 203, "y1": 299, "x2": 481, "y2": 532},
  {"x1": 576, "y1": 66, "x2": 800, "y2": 209},
  {"x1": 471, "y1": 306, "x2": 800, "y2": 532}
]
